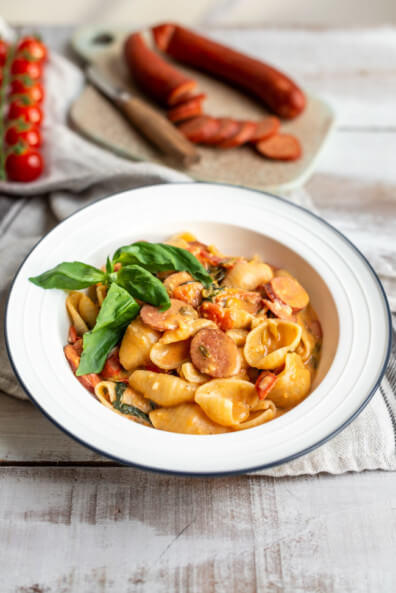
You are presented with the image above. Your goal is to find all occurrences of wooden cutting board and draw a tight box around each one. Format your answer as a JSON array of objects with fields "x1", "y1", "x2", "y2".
[{"x1": 70, "y1": 26, "x2": 335, "y2": 193}]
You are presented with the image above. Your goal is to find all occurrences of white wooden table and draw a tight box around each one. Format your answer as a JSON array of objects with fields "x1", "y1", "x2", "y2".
[{"x1": 1, "y1": 25, "x2": 396, "y2": 593}]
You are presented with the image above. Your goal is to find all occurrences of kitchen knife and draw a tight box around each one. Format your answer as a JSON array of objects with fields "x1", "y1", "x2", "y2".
[{"x1": 85, "y1": 65, "x2": 200, "y2": 168}]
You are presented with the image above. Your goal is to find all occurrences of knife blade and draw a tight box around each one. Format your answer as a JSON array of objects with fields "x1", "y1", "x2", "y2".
[{"x1": 85, "y1": 65, "x2": 200, "y2": 168}]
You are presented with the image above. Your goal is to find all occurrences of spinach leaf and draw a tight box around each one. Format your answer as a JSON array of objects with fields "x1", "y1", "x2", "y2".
[
  {"x1": 29, "y1": 261, "x2": 105, "y2": 290},
  {"x1": 76, "y1": 283, "x2": 139, "y2": 375},
  {"x1": 114, "y1": 265, "x2": 170, "y2": 310},
  {"x1": 112, "y1": 242, "x2": 212, "y2": 287},
  {"x1": 112, "y1": 382, "x2": 152, "y2": 424}
]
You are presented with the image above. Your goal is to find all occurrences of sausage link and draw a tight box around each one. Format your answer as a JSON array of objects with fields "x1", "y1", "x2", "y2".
[
  {"x1": 124, "y1": 32, "x2": 196, "y2": 106},
  {"x1": 152, "y1": 24, "x2": 306, "y2": 118}
]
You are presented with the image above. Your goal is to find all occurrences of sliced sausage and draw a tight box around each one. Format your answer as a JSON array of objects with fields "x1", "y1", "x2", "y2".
[
  {"x1": 140, "y1": 298, "x2": 198, "y2": 331},
  {"x1": 124, "y1": 32, "x2": 196, "y2": 106},
  {"x1": 164, "y1": 271, "x2": 193, "y2": 294},
  {"x1": 152, "y1": 24, "x2": 306, "y2": 119},
  {"x1": 250, "y1": 116, "x2": 280, "y2": 142},
  {"x1": 203, "y1": 118, "x2": 240, "y2": 145},
  {"x1": 177, "y1": 115, "x2": 220, "y2": 143},
  {"x1": 190, "y1": 327, "x2": 240, "y2": 377},
  {"x1": 167, "y1": 93, "x2": 206, "y2": 123},
  {"x1": 218, "y1": 121, "x2": 256, "y2": 148},
  {"x1": 267, "y1": 276, "x2": 309, "y2": 311},
  {"x1": 255, "y1": 134, "x2": 302, "y2": 161}
]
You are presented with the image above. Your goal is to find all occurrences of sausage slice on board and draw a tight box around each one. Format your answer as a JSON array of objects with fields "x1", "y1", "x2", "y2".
[
  {"x1": 190, "y1": 327, "x2": 240, "y2": 377},
  {"x1": 178, "y1": 115, "x2": 221, "y2": 143},
  {"x1": 255, "y1": 134, "x2": 302, "y2": 161},
  {"x1": 218, "y1": 121, "x2": 256, "y2": 148}
]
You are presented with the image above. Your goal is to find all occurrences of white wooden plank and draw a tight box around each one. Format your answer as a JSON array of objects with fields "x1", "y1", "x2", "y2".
[
  {"x1": 0, "y1": 394, "x2": 104, "y2": 463},
  {"x1": 0, "y1": 468, "x2": 395, "y2": 592}
]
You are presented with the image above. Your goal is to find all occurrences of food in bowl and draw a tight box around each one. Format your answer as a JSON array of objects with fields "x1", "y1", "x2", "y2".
[{"x1": 29, "y1": 232, "x2": 322, "y2": 434}]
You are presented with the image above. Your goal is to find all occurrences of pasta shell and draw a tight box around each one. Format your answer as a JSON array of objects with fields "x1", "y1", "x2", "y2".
[
  {"x1": 232, "y1": 400, "x2": 276, "y2": 430},
  {"x1": 94, "y1": 381, "x2": 152, "y2": 422},
  {"x1": 129, "y1": 370, "x2": 196, "y2": 406},
  {"x1": 244, "y1": 319, "x2": 302, "y2": 370},
  {"x1": 150, "y1": 340, "x2": 190, "y2": 370},
  {"x1": 160, "y1": 318, "x2": 216, "y2": 344},
  {"x1": 179, "y1": 362, "x2": 209, "y2": 384},
  {"x1": 66, "y1": 291, "x2": 98, "y2": 335},
  {"x1": 195, "y1": 378, "x2": 257, "y2": 427},
  {"x1": 119, "y1": 319, "x2": 160, "y2": 371},
  {"x1": 223, "y1": 261, "x2": 273, "y2": 290},
  {"x1": 226, "y1": 329, "x2": 249, "y2": 346},
  {"x1": 269, "y1": 353, "x2": 311, "y2": 408},
  {"x1": 150, "y1": 403, "x2": 229, "y2": 434}
]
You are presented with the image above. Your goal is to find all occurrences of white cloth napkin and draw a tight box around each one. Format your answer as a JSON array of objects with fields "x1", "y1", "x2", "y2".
[{"x1": 0, "y1": 23, "x2": 395, "y2": 475}]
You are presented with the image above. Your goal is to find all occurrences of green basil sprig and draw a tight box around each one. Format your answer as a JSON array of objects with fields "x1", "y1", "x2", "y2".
[
  {"x1": 29, "y1": 261, "x2": 105, "y2": 290},
  {"x1": 112, "y1": 242, "x2": 212, "y2": 287},
  {"x1": 113, "y1": 265, "x2": 170, "y2": 310},
  {"x1": 77, "y1": 283, "x2": 139, "y2": 375},
  {"x1": 112, "y1": 383, "x2": 152, "y2": 424}
]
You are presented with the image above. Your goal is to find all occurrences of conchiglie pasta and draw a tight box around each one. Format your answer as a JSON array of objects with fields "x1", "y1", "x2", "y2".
[
  {"x1": 66, "y1": 291, "x2": 98, "y2": 335},
  {"x1": 232, "y1": 400, "x2": 276, "y2": 430},
  {"x1": 160, "y1": 318, "x2": 216, "y2": 344},
  {"x1": 244, "y1": 319, "x2": 302, "y2": 370},
  {"x1": 129, "y1": 370, "x2": 196, "y2": 406},
  {"x1": 150, "y1": 339, "x2": 190, "y2": 370},
  {"x1": 226, "y1": 329, "x2": 249, "y2": 346},
  {"x1": 195, "y1": 379, "x2": 257, "y2": 427},
  {"x1": 119, "y1": 319, "x2": 160, "y2": 371},
  {"x1": 179, "y1": 362, "x2": 209, "y2": 384},
  {"x1": 269, "y1": 353, "x2": 311, "y2": 408},
  {"x1": 94, "y1": 381, "x2": 152, "y2": 424},
  {"x1": 150, "y1": 403, "x2": 229, "y2": 434},
  {"x1": 223, "y1": 261, "x2": 273, "y2": 290}
]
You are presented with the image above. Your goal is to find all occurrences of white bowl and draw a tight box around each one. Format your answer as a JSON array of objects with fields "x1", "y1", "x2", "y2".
[{"x1": 5, "y1": 183, "x2": 391, "y2": 475}]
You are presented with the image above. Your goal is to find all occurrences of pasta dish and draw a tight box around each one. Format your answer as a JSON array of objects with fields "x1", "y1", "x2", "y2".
[{"x1": 30, "y1": 233, "x2": 322, "y2": 434}]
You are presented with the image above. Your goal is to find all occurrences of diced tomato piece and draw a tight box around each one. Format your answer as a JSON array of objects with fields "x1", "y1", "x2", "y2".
[
  {"x1": 68, "y1": 325, "x2": 78, "y2": 344},
  {"x1": 101, "y1": 349, "x2": 129, "y2": 382},
  {"x1": 200, "y1": 301, "x2": 234, "y2": 331},
  {"x1": 255, "y1": 371, "x2": 278, "y2": 400},
  {"x1": 64, "y1": 344, "x2": 101, "y2": 393}
]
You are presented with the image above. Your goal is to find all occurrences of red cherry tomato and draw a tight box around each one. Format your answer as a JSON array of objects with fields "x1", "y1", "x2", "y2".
[
  {"x1": 10, "y1": 76, "x2": 44, "y2": 103},
  {"x1": 8, "y1": 96, "x2": 43, "y2": 126},
  {"x1": 11, "y1": 56, "x2": 42, "y2": 79},
  {"x1": 5, "y1": 119, "x2": 42, "y2": 148},
  {"x1": 0, "y1": 39, "x2": 8, "y2": 67},
  {"x1": 5, "y1": 143, "x2": 44, "y2": 182},
  {"x1": 16, "y1": 36, "x2": 47, "y2": 62}
]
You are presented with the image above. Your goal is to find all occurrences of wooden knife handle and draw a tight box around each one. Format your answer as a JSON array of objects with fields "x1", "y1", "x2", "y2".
[{"x1": 117, "y1": 95, "x2": 200, "y2": 168}]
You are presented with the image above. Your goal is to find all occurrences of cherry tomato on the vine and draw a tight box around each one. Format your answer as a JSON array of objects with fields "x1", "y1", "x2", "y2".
[
  {"x1": 16, "y1": 36, "x2": 47, "y2": 62},
  {"x1": 0, "y1": 39, "x2": 8, "y2": 67},
  {"x1": 10, "y1": 55, "x2": 42, "y2": 79},
  {"x1": 5, "y1": 142, "x2": 44, "y2": 182},
  {"x1": 8, "y1": 95, "x2": 43, "y2": 126},
  {"x1": 5, "y1": 119, "x2": 42, "y2": 148},
  {"x1": 9, "y1": 75, "x2": 44, "y2": 103}
]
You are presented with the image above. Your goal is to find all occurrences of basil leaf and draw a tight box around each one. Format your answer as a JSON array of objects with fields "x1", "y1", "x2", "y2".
[
  {"x1": 29, "y1": 261, "x2": 105, "y2": 290},
  {"x1": 105, "y1": 257, "x2": 113, "y2": 276},
  {"x1": 112, "y1": 242, "x2": 212, "y2": 287},
  {"x1": 92, "y1": 283, "x2": 140, "y2": 332},
  {"x1": 114, "y1": 265, "x2": 170, "y2": 310},
  {"x1": 77, "y1": 326, "x2": 123, "y2": 376},
  {"x1": 112, "y1": 382, "x2": 152, "y2": 424},
  {"x1": 76, "y1": 283, "x2": 139, "y2": 375}
]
